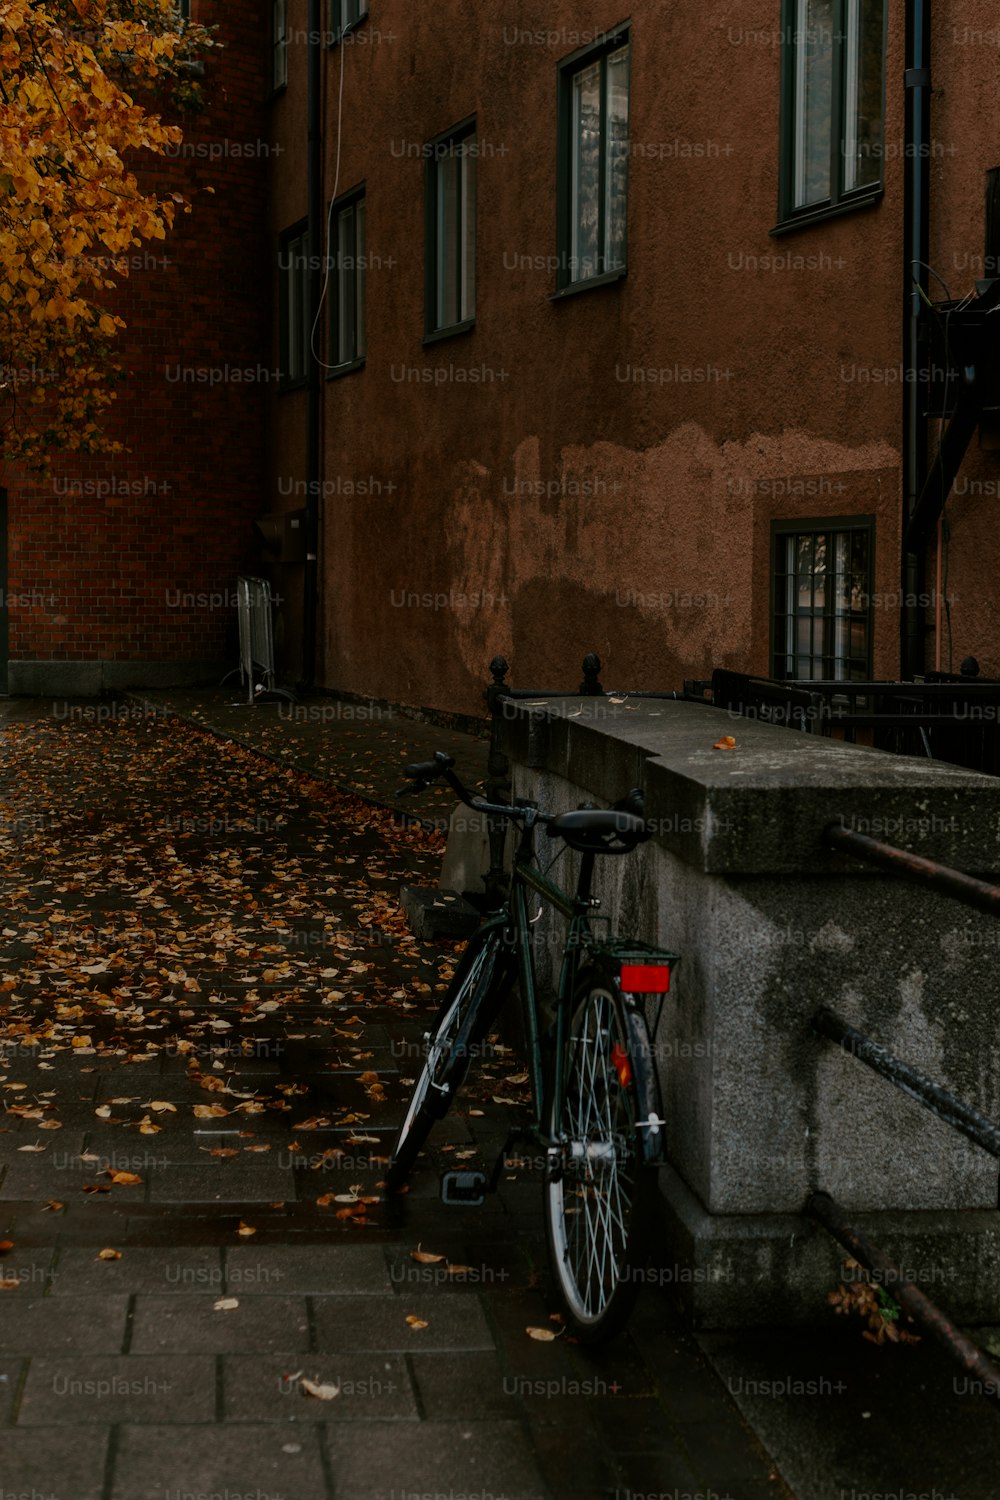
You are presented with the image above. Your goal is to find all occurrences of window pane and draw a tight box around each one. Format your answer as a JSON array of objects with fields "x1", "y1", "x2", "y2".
[
  {"x1": 436, "y1": 151, "x2": 460, "y2": 328},
  {"x1": 604, "y1": 45, "x2": 630, "y2": 272},
  {"x1": 355, "y1": 198, "x2": 366, "y2": 358},
  {"x1": 288, "y1": 236, "x2": 302, "y2": 379},
  {"x1": 777, "y1": 527, "x2": 870, "y2": 682},
  {"x1": 793, "y1": 0, "x2": 834, "y2": 208},
  {"x1": 274, "y1": 0, "x2": 287, "y2": 89},
  {"x1": 844, "y1": 0, "x2": 884, "y2": 191},
  {"x1": 461, "y1": 148, "x2": 476, "y2": 322},
  {"x1": 336, "y1": 207, "x2": 356, "y2": 365},
  {"x1": 571, "y1": 60, "x2": 602, "y2": 282}
]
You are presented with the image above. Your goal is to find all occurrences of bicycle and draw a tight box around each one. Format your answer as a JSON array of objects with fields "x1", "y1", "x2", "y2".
[{"x1": 387, "y1": 751, "x2": 679, "y2": 1342}]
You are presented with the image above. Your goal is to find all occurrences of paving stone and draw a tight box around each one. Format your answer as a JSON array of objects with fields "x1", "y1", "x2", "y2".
[
  {"x1": 312, "y1": 1292, "x2": 493, "y2": 1352},
  {"x1": 0, "y1": 1357, "x2": 24, "y2": 1422},
  {"x1": 223, "y1": 1353, "x2": 416, "y2": 1421},
  {"x1": 410, "y1": 1350, "x2": 522, "y2": 1420},
  {"x1": 0, "y1": 1245, "x2": 56, "y2": 1295},
  {"x1": 226, "y1": 1243, "x2": 392, "y2": 1295},
  {"x1": 131, "y1": 1293, "x2": 310, "y2": 1353},
  {"x1": 111, "y1": 1424, "x2": 328, "y2": 1500},
  {"x1": 17, "y1": 1355, "x2": 215, "y2": 1424},
  {"x1": 145, "y1": 1162, "x2": 295, "y2": 1202},
  {"x1": 529, "y1": 1421, "x2": 620, "y2": 1495},
  {"x1": 324, "y1": 1420, "x2": 550, "y2": 1500},
  {"x1": 384, "y1": 1239, "x2": 528, "y2": 1295},
  {"x1": 51, "y1": 1246, "x2": 223, "y2": 1295},
  {"x1": 0, "y1": 1294, "x2": 129, "y2": 1354},
  {"x1": 0, "y1": 1427, "x2": 110, "y2": 1500},
  {"x1": 586, "y1": 1396, "x2": 688, "y2": 1455},
  {"x1": 0, "y1": 1161, "x2": 145, "y2": 1201}
]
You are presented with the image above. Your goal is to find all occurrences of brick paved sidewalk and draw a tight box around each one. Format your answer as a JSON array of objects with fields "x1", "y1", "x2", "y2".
[{"x1": 0, "y1": 703, "x2": 786, "y2": 1500}]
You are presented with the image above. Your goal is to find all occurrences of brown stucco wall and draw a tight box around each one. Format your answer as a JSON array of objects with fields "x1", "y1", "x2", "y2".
[{"x1": 267, "y1": 0, "x2": 999, "y2": 714}]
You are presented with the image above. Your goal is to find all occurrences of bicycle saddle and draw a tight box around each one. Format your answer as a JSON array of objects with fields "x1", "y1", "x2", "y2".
[{"x1": 546, "y1": 808, "x2": 648, "y2": 854}]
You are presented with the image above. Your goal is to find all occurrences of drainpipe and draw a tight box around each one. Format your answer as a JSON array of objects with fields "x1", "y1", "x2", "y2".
[
  {"x1": 901, "y1": 0, "x2": 932, "y2": 679},
  {"x1": 302, "y1": 0, "x2": 322, "y2": 688}
]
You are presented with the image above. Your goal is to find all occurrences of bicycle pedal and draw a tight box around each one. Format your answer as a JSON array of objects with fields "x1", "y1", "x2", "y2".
[{"x1": 440, "y1": 1170, "x2": 488, "y2": 1206}]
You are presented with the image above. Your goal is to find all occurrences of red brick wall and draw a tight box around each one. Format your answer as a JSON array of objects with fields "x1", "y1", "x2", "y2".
[{"x1": 0, "y1": 0, "x2": 273, "y2": 680}]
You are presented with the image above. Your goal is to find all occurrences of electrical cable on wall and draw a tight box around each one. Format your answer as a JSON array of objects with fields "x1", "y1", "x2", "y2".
[{"x1": 311, "y1": 28, "x2": 346, "y2": 370}]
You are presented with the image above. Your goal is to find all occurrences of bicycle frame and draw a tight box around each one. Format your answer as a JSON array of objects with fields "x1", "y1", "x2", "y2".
[
  {"x1": 491, "y1": 813, "x2": 603, "y2": 1155},
  {"x1": 404, "y1": 754, "x2": 677, "y2": 1172}
]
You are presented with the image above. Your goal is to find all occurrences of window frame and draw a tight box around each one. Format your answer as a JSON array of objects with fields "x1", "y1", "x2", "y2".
[
  {"x1": 328, "y1": 185, "x2": 367, "y2": 378},
  {"x1": 423, "y1": 116, "x2": 477, "y2": 343},
  {"x1": 770, "y1": 515, "x2": 875, "y2": 682},
  {"x1": 553, "y1": 21, "x2": 631, "y2": 298},
  {"x1": 278, "y1": 220, "x2": 310, "y2": 392},
  {"x1": 773, "y1": 0, "x2": 887, "y2": 235},
  {"x1": 330, "y1": 0, "x2": 369, "y2": 44},
  {"x1": 271, "y1": 0, "x2": 288, "y2": 94}
]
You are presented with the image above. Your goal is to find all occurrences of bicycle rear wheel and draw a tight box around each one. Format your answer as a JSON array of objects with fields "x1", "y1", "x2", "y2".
[
  {"x1": 386, "y1": 924, "x2": 511, "y2": 1190},
  {"x1": 543, "y1": 979, "x2": 657, "y2": 1341}
]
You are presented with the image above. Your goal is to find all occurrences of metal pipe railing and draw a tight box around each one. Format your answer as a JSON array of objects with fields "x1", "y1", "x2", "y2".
[
  {"x1": 807, "y1": 1192, "x2": 1000, "y2": 1405},
  {"x1": 813, "y1": 1007, "x2": 1000, "y2": 1165},
  {"x1": 825, "y1": 821, "x2": 1000, "y2": 921}
]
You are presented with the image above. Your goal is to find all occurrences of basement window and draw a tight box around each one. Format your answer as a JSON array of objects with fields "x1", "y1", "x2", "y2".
[{"x1": 771, "y1": 518, "x2": 874, "y2": 681}]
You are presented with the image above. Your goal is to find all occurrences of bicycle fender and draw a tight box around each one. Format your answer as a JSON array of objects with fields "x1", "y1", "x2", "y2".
[
  {"x1": 623, "y1": 1005, "x2": 666, "y2": 1165},
  {"x1": 576, "y1": 961, "x2": 666, "y2": 1167}
]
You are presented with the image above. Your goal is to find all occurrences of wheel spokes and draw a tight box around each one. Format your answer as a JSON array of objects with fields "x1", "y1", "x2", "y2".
[{"x1": 556, "y1": 990, "x2": 637, "y2": 1321}]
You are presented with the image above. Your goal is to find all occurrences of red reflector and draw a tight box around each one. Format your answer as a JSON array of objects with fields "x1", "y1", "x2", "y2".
[
  {"x1": 611, "y1": 1043, "x2": 632, "y2": 1088},
  {"x1": 620, "y1": 964, "x2": 671, "y2": 993}
]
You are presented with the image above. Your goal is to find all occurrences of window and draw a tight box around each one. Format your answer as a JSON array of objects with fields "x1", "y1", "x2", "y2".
[
  {"x1": 772, "y1": 520, "x2": 873, "y2": 681},
  {"x1": 272, "y1": 0, "x2": 288, "y2": 92},
  {"x1": 175, "y1": 0, "x2": 191, "y2": 17},
  {"x1": 556, "y1": 26, "x2": 630, "y2": 292},
  {"x1": 331, "y1": 0, "x2": 368, "y2": 38},
  {"x1": 279, "y1": 223, "x2": 310, "y2": 388},
  {"x1": 777, "y1": 0, "x2": 885, "y2": 228},
  {"x1": 425, "y1": 120, "x2": 476, "y2": 337},
  {"x1": 329, "y1": 189, "x2": 366, "y2": 370}
]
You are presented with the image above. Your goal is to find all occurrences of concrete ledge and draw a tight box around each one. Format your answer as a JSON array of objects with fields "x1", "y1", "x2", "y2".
[
  {"x1": 9, "y1": 660, "x2": 228, "y2": 696},
  {"x1": 659, "y1": 1165, "x2": 1000, "y2": 1329},
  {"x1": 498, "y1": 696, "x2": 1000, "y2": 874},
  {"x1": 498, "y1": 698, "x2": 1000, "y2": 1324}
]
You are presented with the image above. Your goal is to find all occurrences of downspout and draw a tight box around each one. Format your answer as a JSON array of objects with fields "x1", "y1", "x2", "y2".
[
  {"x1": 901, "y1": 0, "x2": 932, "y2": 679},
  {"x1": 303, "y1": 0, "x2": 322, "y2": 688}
]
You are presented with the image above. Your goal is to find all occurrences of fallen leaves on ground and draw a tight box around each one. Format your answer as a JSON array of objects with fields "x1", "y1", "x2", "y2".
[
  {"x1": 0, "y1": 713, "x2": 458, "y2": 1242},
  {"x1": 299, "y1": 1376, "x2": 341, "y2": 1400}
]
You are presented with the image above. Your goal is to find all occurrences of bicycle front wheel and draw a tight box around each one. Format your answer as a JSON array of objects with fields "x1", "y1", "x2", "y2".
[
  {"x1": 386, "y1": 924, "x2": 510, "y2": 1190},
  {"x1": 543, "y1": 981, "x2": 657, "y2": 1341}
]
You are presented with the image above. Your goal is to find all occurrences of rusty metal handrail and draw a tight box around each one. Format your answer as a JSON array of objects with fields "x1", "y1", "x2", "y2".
[
  {"x1": 807, "y1": 1192, "x2": 1000, "y2": 1405},
  {"x1": 813, "y1": 1007, "x2": 1000, "y2": 1163},
  {"x1": 825, "y1": 821, "x2": 1000, "y2": 920}
]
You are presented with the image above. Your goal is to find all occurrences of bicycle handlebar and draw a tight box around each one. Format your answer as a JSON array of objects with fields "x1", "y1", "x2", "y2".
[{"x1": 394, "y1": 750, "x2": 651, "y2": 843}]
